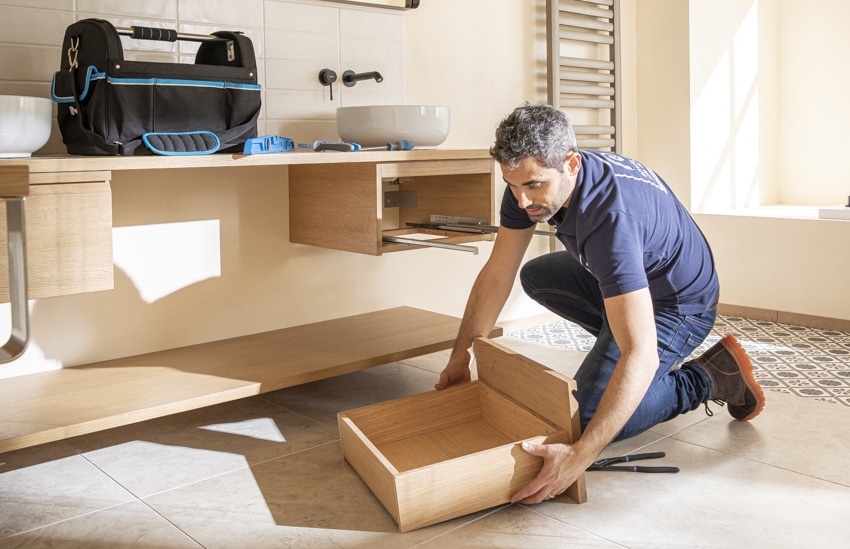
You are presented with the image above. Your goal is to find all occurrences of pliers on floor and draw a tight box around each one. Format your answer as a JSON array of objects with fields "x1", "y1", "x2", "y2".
[{"x1": 587, "y1": 452, "x2": 679, "y2": 473}]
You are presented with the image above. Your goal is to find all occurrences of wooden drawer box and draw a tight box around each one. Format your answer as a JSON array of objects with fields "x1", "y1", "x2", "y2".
[{"x1": 337, "y1": 337, "x2": 587, "y2": 532}]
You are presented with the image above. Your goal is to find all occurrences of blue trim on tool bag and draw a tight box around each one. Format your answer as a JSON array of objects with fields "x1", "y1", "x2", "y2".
[
  {"x1": 51, "y1": 66, "x2": 104, "y2": 103},
  {"x1": 107, "y1": 76, "x2": 261, "y2": 90}
]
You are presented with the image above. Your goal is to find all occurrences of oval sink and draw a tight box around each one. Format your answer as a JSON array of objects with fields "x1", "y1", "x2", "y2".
[{"x1": 337, "y1": 105, "x2": 451, "y2": 149}]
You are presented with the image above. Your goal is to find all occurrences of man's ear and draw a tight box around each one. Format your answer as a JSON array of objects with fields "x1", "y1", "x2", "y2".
[{"x1": 565, "y1": 151, "x2": 581, "y2": 175}]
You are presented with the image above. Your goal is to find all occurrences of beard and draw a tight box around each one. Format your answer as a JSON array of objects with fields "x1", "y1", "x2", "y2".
[{"x1": 525, "y1": 204, "x2": 559, "y2": 223}]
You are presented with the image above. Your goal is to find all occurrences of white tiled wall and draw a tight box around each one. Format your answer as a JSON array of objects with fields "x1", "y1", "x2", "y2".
[{"x1": 0, "y1": 0, "x2": 405, "y2": 153}]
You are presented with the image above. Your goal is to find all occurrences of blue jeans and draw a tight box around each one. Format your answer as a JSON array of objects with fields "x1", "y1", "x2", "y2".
[{"x1": 520, "y1": 251, "x2": 715, "y2": 442}]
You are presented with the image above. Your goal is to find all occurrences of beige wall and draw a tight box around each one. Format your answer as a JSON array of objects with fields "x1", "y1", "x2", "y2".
[
  {"x1": 635, "y1": 0, "x2": 850, "y2": 322},
  {"x1": 777, "y1": 0, "x2": 850, "y2": 206}
]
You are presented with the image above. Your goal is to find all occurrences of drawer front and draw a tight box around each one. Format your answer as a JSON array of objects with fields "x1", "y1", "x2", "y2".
[{"x1": 0, "y1": 179, "x2": 113, "y2": 302}]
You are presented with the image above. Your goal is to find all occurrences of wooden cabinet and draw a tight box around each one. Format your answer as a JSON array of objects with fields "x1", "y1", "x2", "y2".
[
  {"x1": 0, "y1": 150, "x2": 497, "y2": 453},
  {"x1": 0, "y1": 171, "x2": 113, "y2": 302},
  {"x1": 289, "y1": 158, "x2": 495, "y2": 255}
]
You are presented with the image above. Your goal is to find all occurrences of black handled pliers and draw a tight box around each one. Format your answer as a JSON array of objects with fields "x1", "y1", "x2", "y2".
[{"x1": 587, "y1": 452, "x2": 679, "y2": 473}]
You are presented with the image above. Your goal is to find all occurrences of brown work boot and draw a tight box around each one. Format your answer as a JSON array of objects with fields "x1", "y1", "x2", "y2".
[{"x1": 691, "y1": 334, "x2": 766, "y2": 421}]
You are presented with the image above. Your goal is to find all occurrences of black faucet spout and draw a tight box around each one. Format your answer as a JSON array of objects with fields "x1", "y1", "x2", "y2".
[{"x1": 342, "y1": 70, "x2": 384, "y2": 87}]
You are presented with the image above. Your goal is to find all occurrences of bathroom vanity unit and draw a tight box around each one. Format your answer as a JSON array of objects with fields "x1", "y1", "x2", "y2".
[{"x1": 0, "y1": 149, "x2": 499, "y2": 453}]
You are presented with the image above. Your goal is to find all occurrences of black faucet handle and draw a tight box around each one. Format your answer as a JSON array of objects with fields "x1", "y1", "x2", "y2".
[{"x1": 319, "y1": 69, "x2": 337, "y2": 100}]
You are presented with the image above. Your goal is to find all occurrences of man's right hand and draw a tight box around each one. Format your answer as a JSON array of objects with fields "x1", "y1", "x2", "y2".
[{"x1": 434, "y1": 362, "x2": 471, "y2": 390}]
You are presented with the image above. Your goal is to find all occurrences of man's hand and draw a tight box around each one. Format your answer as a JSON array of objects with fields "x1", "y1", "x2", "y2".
[
  {"x1": 510, "y1": 441, "x2": 594, "y2": 504},
  {"x1": 434, "y1": 362, "x2": 471, "y2": 390}
]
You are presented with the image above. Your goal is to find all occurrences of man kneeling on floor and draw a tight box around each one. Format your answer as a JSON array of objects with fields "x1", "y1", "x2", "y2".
[{"x1": 435, "y1": 103, "x2": 766, "y2": 504}]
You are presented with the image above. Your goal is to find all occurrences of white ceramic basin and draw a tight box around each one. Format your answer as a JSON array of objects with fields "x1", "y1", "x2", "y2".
[
  {"x1": 0, "y1": 95, "x2": 52, "y2": 158},
  {"x1": 337, "y1": 105, "x2": 451, "y2": 149}
]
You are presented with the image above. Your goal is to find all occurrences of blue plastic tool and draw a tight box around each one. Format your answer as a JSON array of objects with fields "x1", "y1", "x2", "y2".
[{"x1": 243, "y1": 135, "x2": 295, "y2": 154}]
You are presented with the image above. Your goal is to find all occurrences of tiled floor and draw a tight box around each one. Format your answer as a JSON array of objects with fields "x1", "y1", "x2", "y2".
[
  {"x1": 509, "y1": 314, "x2": 850, "y2": 406},
  {"x1": 2, "y1": 315, "x2": 850, "y2": 548}
]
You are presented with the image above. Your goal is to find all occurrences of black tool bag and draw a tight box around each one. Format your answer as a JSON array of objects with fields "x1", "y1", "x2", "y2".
[{"x1": 51, "y1": 18, "x2": 261, "y2": 156}]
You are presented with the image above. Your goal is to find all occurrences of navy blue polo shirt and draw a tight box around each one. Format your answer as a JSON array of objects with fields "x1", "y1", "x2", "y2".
[{"x1": 500, "y1": 150, "x2": 719, "y2": 315}]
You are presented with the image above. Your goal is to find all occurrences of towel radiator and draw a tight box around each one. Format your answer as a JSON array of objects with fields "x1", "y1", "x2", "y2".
[{"x1": 546, "y1": 0, "x2": 621, "y2": 153}]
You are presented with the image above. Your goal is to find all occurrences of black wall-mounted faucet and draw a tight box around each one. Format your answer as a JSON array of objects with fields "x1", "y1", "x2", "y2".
[
  {"x1": 319, "y1": 68, "x2": 337, "y2": 100},
  {"x1": 342, "y1": 70, "x2": 384, "y2": 87}
]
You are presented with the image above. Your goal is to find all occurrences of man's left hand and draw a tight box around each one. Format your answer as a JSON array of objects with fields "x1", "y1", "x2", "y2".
[{"x1": 510, "y1": 441, "x2": 592, "y2": 504}]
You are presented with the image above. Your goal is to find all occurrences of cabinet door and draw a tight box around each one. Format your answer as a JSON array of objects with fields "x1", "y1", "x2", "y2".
[{"x1": 0, "y1": 174, "x2": 113, "y2": 302}]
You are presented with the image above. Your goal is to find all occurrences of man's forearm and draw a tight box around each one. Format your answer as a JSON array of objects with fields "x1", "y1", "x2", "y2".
[{"x1": 449, "y1": 267, "x2": 515, "y2": 366}]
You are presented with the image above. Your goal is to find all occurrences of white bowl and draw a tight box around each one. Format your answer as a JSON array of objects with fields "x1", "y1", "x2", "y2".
[
  {"x1": 0, "y1": 95, "x2": 53, "y2": 158},
  {"x1": 337, "y1": 105, "x2": 451, "y2": 149}
]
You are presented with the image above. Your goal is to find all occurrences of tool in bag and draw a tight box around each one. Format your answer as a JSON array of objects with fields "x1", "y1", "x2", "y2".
[
  {"x1": 587, "y1": 452, "x2": 680, "y2": 473},
  {"x1": 51, "y1": 19, "x2": 261, "y2": 156}
]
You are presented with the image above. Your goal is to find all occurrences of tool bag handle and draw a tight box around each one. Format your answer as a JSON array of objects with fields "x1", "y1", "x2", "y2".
[{"x1": 116, "y1": 26, "x2": 228, "y2": 43}]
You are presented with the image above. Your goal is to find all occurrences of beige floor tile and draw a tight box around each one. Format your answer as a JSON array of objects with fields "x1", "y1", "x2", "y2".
[
  {"x1": 397, "y1": 348, "x2": 451, "y2": 375},
  {"x1": 416, "y1": 504, "x2": 620, "y2": 548},
  {"x1": 0, "y1": 455, "x2": 133, "y2": 540},
  {"x1": 672, "y1": 389, "x2": 850, "y2": 486},
  {"x1": 0, "y1": 440, "x2": 78, "y2": 474},
  {"x1": 144, "y1": 442, "x2": 487, "y2": 548},
  {"x1": 261, "y1": 362, "x2": 439, "y2": 426},
  {"x1": 532, "y1": 436, "x2": 850, "y2": 549},
  {"x1": 66, "y1": 397, "x2": 339, "y2": 498},
  {"x1": 0, "y1": 500, "x2": 201, "y2": 548}
]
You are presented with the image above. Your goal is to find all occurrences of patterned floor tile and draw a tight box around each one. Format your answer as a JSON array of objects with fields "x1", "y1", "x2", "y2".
[{"x1": 508, "y1": 315, "x2": 850, "y2": 406}]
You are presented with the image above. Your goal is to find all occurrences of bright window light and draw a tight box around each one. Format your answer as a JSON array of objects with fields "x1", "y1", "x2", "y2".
[{"x1": 200, "y1": 418, "x2": 287, "y2": 443}]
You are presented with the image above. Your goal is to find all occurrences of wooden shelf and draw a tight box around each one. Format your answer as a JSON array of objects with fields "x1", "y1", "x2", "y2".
[
  {"x1": 9, "y1": 149, "x2": 492, "y2": 175},
  {"x1": 0, "y1": 307, "x2": 501, "y2": 453}
]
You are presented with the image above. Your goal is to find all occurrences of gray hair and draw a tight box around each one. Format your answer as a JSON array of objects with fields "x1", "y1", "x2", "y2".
[{"x1": 489, "y1": 103, "x2": 578, "y2": 172}]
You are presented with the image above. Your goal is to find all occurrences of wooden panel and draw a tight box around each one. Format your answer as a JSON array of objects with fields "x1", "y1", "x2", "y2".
[
  {"x1": 13, "y1": 149, "x2": 492, "y2": 175},
  {"x1": 344, "y1": 382, "x2": 482, "y2": 446},
  {"x1": 394, "y1": 433, "x2": 566, "y2": 533},
  {"x1": 29, "y1": 170, "x2": 111, "y2": 185},
  {"x1": 479, "y1": 384, "x2": 562, "y2": 441},
  {"x1": 338, "y1": 415, "x2": 401, "y2": 523},
  {"x1": 397, "y1": 172, "x2": 495, "y2": 226},
  {"x1": 475, "y1": 337, "x2": 577, "y2": 431},
  {"x1": 0, "y1": 307, "x2": 501, "y2": 452},
  {"x1": 289, "y1": 162, "x2": 381, "y2": 255},
  {"x1": 379, "y1": 159, "x2": 492, "y2": 179},
  {"x1": 0, "y1": 179, "x2": 113, "y2": 302},
  {"x1": 475, "y1": 336, "x2": 587, "y2": 505},
  {"x1": 0, "y1": 367, "x2": 260, "y2": 452},
  {"x1": 0, "y1": 165, "x2": 29, "y2": 197}
]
